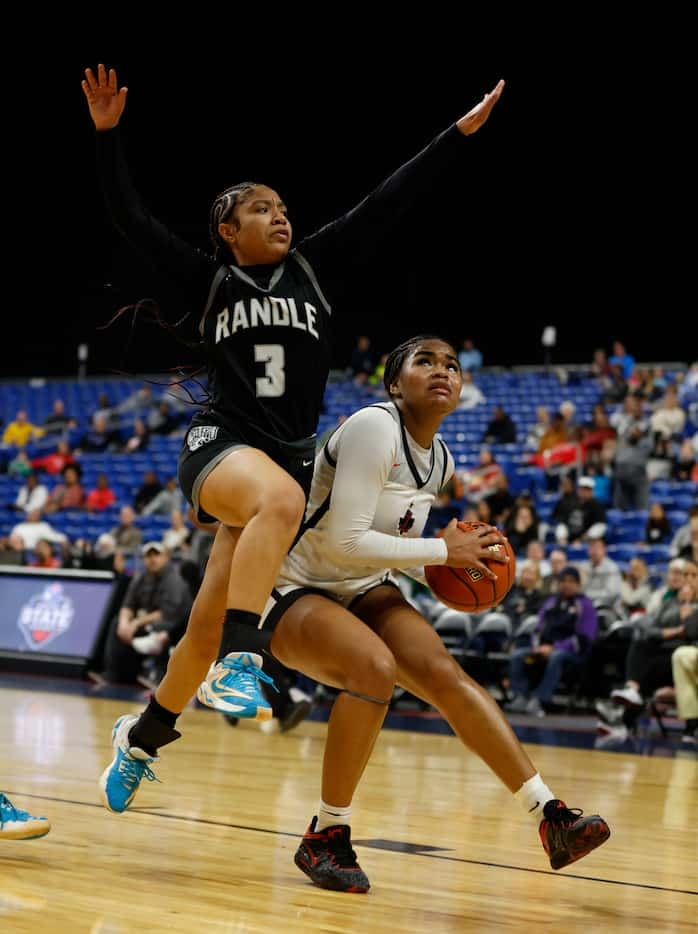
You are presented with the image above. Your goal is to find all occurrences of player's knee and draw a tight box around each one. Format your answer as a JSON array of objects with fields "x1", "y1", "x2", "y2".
[
  {"x1": 346, "y1": 649, "x2": 396, "y2": 696},
  {"x1": 418, "y1": 653, "x2": 462, "y2": 695},
  {"x1": 260, "y1": 481, "x2": 306, "y2": 531}
]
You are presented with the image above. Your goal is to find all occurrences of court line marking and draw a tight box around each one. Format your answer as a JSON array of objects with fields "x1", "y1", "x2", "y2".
[{"x1": 6, "y1": 791, "x2": 697, "y2": 897}]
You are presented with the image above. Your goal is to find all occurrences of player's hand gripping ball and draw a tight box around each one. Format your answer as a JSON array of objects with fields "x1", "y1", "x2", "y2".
[{"x1": 425, "y1": 520, "x2": 516, "y2": 612}]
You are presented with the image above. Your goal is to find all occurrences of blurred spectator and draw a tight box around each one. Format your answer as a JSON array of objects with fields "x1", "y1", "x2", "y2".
[
  {"x1": 523, "y1": 540, "x2": 552, "y2": 579},
  {"x1": 646, "y1": 434, "x2": 673, "y2": 482},
  {"x1": 147, "y1": 400, "x2": 180, "y2": 436},
  {"x1": 600, "y1": 364, "x2": 628, "y2": 405},
  {"x1": 7, "y1": 450, "x2": 33, "y2": 478},
  {"x1": 115, "y1": 382, "x2": 155, "y2": 416},
  {"x1": 677, "y1": 362, "x2": 698, "y2": 402},
  {"x1": 608, "y1": 340, "x2": 636, "y2": 381},
  {"x1": 457, "y1": 371, "x2": 486, "y2": 410},
  {"x1": 554, "y1": 476, "x2": 607, "y2": 546},
  {"x1": 536, "y1": 411, "x2": 568, "y2": 455},
  {"x1": 481, "y1": 406, "x2": 517, "y2": 444},
  {"x1": 0, "y1": 533, "x2": 26, "y2": 567},
  {"x1": 677, "y1": 516, "x2": 698, "y2": 563},
  {"x1": 504, "y1": 504, "x2": 539, "y2": 555},
  {"x1": 29, "y1": 539, "x2": 61, "y2": 569},
  {"x1": 669, "y1": 506, "x2": 698, "y2": 558},
  {"x1": 607, "y1": 562, "x2": 698, "y2": 720},
  {"x1": 134, "y1": 470, "x2": 163, "y2": 514},
  {"x1": 162, "y1": 509, "x2": 191, "y2": 555},
  {"x1": 457, "y1": 449, "x2": 503, "y2": 503},
  {"x1": 645, "y1": 502, "x2": 673, "y2": 545},
  {"x1": 616, "y1": 557, "x2": 653, "y2": 620},
  {"x1": 367, "y1": 353, "x2": 388, "y2": 392},
  {"x1": 65, "y1": 533, "x2": 125, "y2": 575},
  {"x1": 636, "y1": 367, "x2": 665, "y2": 403},
  {"x1": 457, "y1": 338, "x2": 483, "y2": 372},
  {"x1": 540, "y1": 548, "x2": 568, "y2": 597},
  {"x1": 31, "y1": 439, "x2": 77, "y2": 476},
  {"x1": 495, "y1": 559, "x2": 545, "y2": 631},
  {"x1": 525, "y1": 406, "x2": 551, "y2": 451},
  {"x1": 506, "y1": 566, "x2": 598, "y2": 717},
  {"x1": 481, "y1": 471, "x2": 515, "y2": 526},
  {"x1": 350, "y1": 336, "x2": 374, "y2": 385},
  {"x1": 650, "y1": 385, "x2": 686, "y2": 441},
  {"x1": 110, "y1": 505, "x2": 143, "y2": 553},
  {"x1": 2, "y1": 410, "x2": 44, "y2": 448},
  {"x1": 580, "y1": 405, "x2": 616, "y2": 468},
  {"x1": 142, "y1": 476, "x2": 186, "y2": 517},
  {"x1": 589, "y1": 348, "x2": 613, "y2": 390},
  {"x1": 86, "y1": 473, "x2": 117, "y2": 512},
  {"x1": 671, "y1": 438, "x2": 697, "y2": 483},
  {"x1": 42, "y1": 400, "x2": 77, "y2": 435},
  {"x1": 611, "y1": 394, "x2": 652, "y2": 510},
  {"x1": 123, "y1": 418, "x2": 150, "y2": 453},
  {"x1": 44, "y1": 465, "x2": 85, "y2": 513},
  {"x1": 13, "y1": 473, "x2": 49, "y2": 515},
  {"x1": 93, "y1": 391, "x2": 117, "y2": 425},
  {"x1": 671, "y1": 644, "x2": 698, "y2": 744},
  {"x1": 81, "y1": 413, "x2": 121, "y2": 454},
  {"x1": 578, "y1": 537, "x2": 623, "y2": 626},
  {"x1": 558, "y1": 400, "x2": 578, "y2": 436},
  {"x1": 100, "y1": 541, "x2": 192, "y2": 686},
  {"x1": 11, "y1": 510, "x2": 67, "y2": 550},
  {"x1": 646, "y1": 558, "x2": 686, "y2": 615}
]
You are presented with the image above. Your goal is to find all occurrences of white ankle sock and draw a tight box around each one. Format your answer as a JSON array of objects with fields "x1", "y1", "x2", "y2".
[
  {"x1": 316, "y1": 799, "x2": 352, "y2": 831},
  {"x1": 515, "y1": 773, "x2": 555, "y2": 823}
]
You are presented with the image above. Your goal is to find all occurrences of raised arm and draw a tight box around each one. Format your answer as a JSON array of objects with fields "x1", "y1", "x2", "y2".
[
  {"x1": 298, "y1": 80, "x2": 505, "y2": 275},
  {"x1": 81, "y1": 65, "x2": 215, "y2": 305}
]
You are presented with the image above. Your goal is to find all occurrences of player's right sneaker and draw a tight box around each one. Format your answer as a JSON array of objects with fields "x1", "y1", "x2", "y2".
[
  {"x1": 539, "y1": 799, "x2": 611, "y2": 870},
  {"x1": 294, "y1": 817, "x2": 370, "y2": 893},
  {"x1": 99, "y1": 714, "x2": 160, "y2": 813},
  {"x1": 0, "y1": 793, "x2": 50, "y2": 840},
  {"x1": 196, "y1": 652, "x2": 276, "y2": 719}
]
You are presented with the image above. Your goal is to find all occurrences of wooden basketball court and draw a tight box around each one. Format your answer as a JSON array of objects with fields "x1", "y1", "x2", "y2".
[{"x1": 1, "y1": 684, "x2": 696, "y2": 933}]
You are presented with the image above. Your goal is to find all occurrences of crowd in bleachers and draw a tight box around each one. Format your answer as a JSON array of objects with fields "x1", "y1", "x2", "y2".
[{"x1": 1, "y1": 342, "x2": 697, "y2": 742}]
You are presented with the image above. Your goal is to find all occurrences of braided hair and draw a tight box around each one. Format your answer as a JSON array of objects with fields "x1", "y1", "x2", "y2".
[
  {"x1": 208, "y1": 182, "x2": 260, "y2": 261},
  {"x1": 383, "y1": 334, "x2": 456, "y2": 397}
]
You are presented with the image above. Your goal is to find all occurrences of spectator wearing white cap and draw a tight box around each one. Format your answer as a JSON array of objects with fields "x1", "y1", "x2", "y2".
[{"x1": 554, "y1": 476, "x2": 607, "y2": 546}]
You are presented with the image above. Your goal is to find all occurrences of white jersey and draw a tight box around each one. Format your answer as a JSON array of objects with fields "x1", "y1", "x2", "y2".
[{"x1": 277, "y1": 401, "x2": 454, "y2": 600}]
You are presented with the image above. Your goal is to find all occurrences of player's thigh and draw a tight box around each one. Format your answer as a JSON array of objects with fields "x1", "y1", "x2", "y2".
[
  {"x1": 270, "y1": 593, "x2": 396, "y2": 691},
  {"x1": 199, "y1": 447, "x2": 305, "y2": 529},
  {"x1": 355, "y1": 585, "x2": 462, "y2": 688}
]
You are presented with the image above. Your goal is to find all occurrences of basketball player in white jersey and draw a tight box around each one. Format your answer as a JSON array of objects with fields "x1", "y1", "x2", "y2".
[{"x1": 257, "y1": 335, "x2": 611, "y2": 892}]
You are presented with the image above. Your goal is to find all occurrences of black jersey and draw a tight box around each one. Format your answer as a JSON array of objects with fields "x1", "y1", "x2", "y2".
[{"x1": 96, "y1": 123, "x2": 472, "y2": 446}]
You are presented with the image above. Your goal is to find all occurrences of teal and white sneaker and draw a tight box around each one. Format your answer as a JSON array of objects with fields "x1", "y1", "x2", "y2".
[
  {"x1": 99, "y1": 714, "x2": 160, "y2": 814},
  {"x1": 196, "y1": 652, "x2": 276, "y2": 719},
  {"x1": 0, "y1": 793, "x2": 50, "y2": 840}
]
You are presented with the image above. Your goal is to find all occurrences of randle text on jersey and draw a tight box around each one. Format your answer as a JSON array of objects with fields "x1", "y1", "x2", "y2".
[{"x1": 215, "y1": 297, "x2": 319, "y2": 344}]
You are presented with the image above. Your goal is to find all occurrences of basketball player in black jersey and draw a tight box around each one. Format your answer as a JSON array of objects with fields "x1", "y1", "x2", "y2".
[{"x1": 81, "y1": 64, "x2": 506, "y2": 814}]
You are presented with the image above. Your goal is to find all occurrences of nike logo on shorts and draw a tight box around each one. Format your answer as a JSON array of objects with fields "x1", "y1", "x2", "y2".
[{"x1": 302, "y1": 459, "x2": 313, "y2": 467}]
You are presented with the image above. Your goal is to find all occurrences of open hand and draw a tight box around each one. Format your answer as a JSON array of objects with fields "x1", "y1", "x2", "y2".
[
  {"x1": 81, "y1": 64, "x2": 128, "y2": 131},
  {"x1": 456, "y1": 79, "x2": 505, "y2": 136}
]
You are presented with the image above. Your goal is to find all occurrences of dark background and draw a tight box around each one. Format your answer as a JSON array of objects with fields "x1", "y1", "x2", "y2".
[{"x1": 20, "y1": 24, "x2": 692, "y2": 380}]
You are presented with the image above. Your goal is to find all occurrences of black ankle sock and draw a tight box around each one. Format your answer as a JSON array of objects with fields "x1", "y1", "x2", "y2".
[
  {"x1": 128, "y1": 697, "x2": 182, "y2": 756},
  {"x1": 217, "y1": 608, "x2": 270, "y2": 662}
]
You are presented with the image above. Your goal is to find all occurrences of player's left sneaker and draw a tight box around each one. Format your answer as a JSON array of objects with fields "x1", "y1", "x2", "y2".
[
  {"x1": 99, "y1": 714, "x2": 161, "y2": 813},
  {"x1": 294, "y1": 817, "x2": 370, "y2": 893},
  {"x1": 539, "y1": 799, "x2": 610, "y2": 869},
  {"x1": 0, "y1": 793, "x2": 50, "y2": 840},
  {"x1": 196, "y1": 652, "x2": 276, "y2": 718}
]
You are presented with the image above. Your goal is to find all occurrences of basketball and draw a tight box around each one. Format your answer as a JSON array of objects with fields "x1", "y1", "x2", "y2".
[{"x1": 424, "y1": 521, "x2": 516, "y2": 612}]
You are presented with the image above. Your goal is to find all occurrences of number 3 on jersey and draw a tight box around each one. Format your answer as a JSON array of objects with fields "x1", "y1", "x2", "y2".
[{"x1": 255, "y1": 344, "x2": 285, "y2": 397}]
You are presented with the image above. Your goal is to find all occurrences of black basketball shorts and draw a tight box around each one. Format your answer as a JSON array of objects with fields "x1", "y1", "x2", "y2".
[{"x1": 178, "y1": 413, "x2": 316, "y2": 523}]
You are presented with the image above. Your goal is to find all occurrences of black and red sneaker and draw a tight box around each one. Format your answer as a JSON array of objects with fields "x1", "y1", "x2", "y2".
[
  {"x1": 539, "y1": 799, "x2": 611, "y2": 870},
  {"x1": 294, "y1": 817, "x2": 370, "y2": 893}
]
